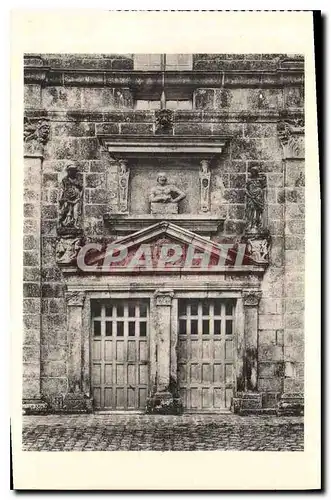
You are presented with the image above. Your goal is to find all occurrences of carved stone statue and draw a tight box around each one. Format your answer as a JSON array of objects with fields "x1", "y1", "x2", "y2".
[
  {"x1": 58, "y1": 164, "x2": 83, "y2": 235},
  {"x1": 149, "y1": 172, "x2": 186, "y2": 214},
  {"x1": 245, "y1": 166, "x2": 267, "y2": 233}
]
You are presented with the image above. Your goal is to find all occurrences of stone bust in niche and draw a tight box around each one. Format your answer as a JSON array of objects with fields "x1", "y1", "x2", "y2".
[{"x1": 149, "y1": 172, "x2": 186, "y2": 214}]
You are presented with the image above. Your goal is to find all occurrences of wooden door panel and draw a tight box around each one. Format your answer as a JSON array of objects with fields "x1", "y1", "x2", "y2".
[
  {"x1": 91, "y1": 300, "x2": 149, "y2": 411},
  {"x1": 178, "y1": 299, "x2": 235, "y2": 411}
]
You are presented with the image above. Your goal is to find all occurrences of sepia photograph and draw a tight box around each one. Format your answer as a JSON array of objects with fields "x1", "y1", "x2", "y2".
[
  {"x1": 22, "y1": 51, "x2": 305, "y2": 452},
  {"x1": 11, "y1": 9, "x2": 321, "y2": 491}
]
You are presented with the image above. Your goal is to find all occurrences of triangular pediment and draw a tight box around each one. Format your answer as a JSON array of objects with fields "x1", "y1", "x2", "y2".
[{"x1": 114, "y1": 221, "x2": 222, "y2": 254}]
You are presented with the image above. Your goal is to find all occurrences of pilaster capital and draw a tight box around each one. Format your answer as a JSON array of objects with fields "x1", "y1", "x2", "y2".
[
  {"x1": 242, "y1": 289, "x2": 262, "y2": 307},
  {"x1": 24, "y1": 117, "x2": 50, "y2": 156},
  {"x1": 65, "y1": 291, "x2": 86, "y2": 307},
  {"x1": 154, "y1": 289, "x2": 174, "y2": 307}
]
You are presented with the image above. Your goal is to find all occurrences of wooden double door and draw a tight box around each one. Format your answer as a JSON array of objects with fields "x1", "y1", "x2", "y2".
[{"x1": 91, "y1": 297, "x2": 236, "y2": 412}]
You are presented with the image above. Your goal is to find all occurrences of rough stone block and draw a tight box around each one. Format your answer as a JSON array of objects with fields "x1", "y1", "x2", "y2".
[
  {"x1": 41, "y1": 344, "x2": 67, "y2": 362},
  {"x1": 284, "y1": 328, "x2": 304, "y2": 347},
  {"x1": 23, "y1": 329, "x2": 40, "y2": 345},
  {"x1": 193, "y1": 89, "x2": 215, "y2": 109},
  {"x1": 268, "y1": 204, "x2": 284, "y2": 220},
  {"x1": 222, "y1": 160, "x2": 247, "y2": 173},
  {"x1": 285, "y1": 236, "x2": 303, "y2": 250},
  {"x1": 174, "y1": 123, "x2": 213, "y2": 135},
  {"x1": 258, "y1": 344, "x2": 283, "y2": 361},
  {"x1": 259, "y1": 314, "x2": 283, "y2": 330},
  {"x1": 43, "y1": 86, "x2": 83, "y2": 110},
  {"x1": 283, "y1": 379, "x2": 304, "y2": 393},
  {"x1": 284, "y1": 344, "x2": 304, "y2": 363},
  {"x1": 285, "y1": 219, "x2": 305, "y2": 235},
  {"x1": 45, "y1": 137, "x2": 100, "y2": 160},
  {"x1": 259, "y1": 298, "x2": 282, "y2": 315},
  {"x1": 284, "y1": 280, "x2": 304, "y2": 297},
  {"x1": 244, "y1": 123, "x2": 278, "y2": 138},
  {"x1": 23, "y1": 267, "x2": 41, "y2": 282},
  {"x1": 120, "y1": 123, "x2": 153, "y2": 135},
  {"x1": 227, "y1": 204, "x2": 245, "y2": 220},
  {"x1": 285, "y1": 204, "x2": 305, "y2": 220},
  {"x1": 23, "y1": 283, "x2": 41, "y2": 298},
  {"x1": 41, "y1": 283, "x2": 65, "y2": 298},
  {"x1": 23, "y1": 377, "x2": 40, "y2": 399},
  {"x1": 258, "y1": 377, "x2": 283, "y2": 392},
  {"x1": 24, "y1": 219, "x2": 38, "y2": 234},
  {"x1": 224, "y1": 220, "x2": 245, "y2": 235},
  {"x1": 285, "y1": 298, "x2": 304, "y2": 313},
  {"x1": 267, "y1": 174, "x2": 283, "y2": 188},
  {"x1": 41, "y1": 377, "x2": 68, "y2": 396},
  {"x1": 276, "y1": 329, "x2": 284, "y2": 346},
  {"x1": 24, "y1": 84, "x2": 41, "y2": 108},
  {"x1": 223, "y1": 188, "x2": 245, "y2": 203},
  {"x1": 23, "y1": 314, "x2": 40, "y2": 331},
  {"x1": 23, "y1": 298, "x2": 40, "y2": 315},
  {"x1": 284, "y1": 87, "x2": 304, "y2": 108},
  {"x1": 229, "y1": 174, "x2": 246, "y2": 189},
  {"x1": 52, "y1": 121, "x2": 96, "y2": 137},
  {"x1": 258, "y1": 329, "x2": 277, "y2": 344},
  {"x1": 41, "y1": 360, "x2": 67, "y2": 377},
  {"x1": 23, "y1": 344, "x2": 40, "y2": 363}
]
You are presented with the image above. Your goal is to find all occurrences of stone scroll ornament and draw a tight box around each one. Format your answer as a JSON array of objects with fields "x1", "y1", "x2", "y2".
[{"x1": 58, "y1": 164, "x2": 83, "y2": 236}]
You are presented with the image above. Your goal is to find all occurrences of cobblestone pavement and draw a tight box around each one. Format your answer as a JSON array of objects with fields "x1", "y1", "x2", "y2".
[{"x1": 22, "y1": 414, "x2": 304, "y2": 451}]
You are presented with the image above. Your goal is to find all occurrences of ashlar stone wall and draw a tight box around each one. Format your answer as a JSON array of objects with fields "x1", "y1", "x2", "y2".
[{"x1": 23, "y1": 53, "x2": 304, "y2": 410}]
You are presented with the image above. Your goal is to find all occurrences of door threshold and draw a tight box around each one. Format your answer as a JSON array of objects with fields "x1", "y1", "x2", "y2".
[
  {"x1": 94, "y1": 410, "x2": 144, "y2": 415},
  {"x1": 184, "y1": 410, "x2": 232, "y2": 415}
]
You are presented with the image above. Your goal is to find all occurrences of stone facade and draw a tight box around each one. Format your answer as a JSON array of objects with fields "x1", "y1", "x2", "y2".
[{"x1": 23, "y1": 53, "x2": 304, "y2": 415}]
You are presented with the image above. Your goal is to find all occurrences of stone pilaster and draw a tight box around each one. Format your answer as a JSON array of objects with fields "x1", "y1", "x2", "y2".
[
  {"x1": 232, "y1": 289, "x2": 262, "y2": 415},
  {"x1": 63, "y1": 291, "x2": 92, "y2": 413},
  {"x1": 277, "y1": 117, "x2": 305, "y2": 415},
  {"x1": 22, "y1": 116, "x2": 50, "y2": 414},
  {"x1": 146, "y1": 289, "x2": 182, "y2": 414}
]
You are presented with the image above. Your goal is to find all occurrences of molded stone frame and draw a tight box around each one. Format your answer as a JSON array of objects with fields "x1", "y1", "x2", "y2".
[{"x1": 62, "y1": 272, "x2": 264, "y2": 414}]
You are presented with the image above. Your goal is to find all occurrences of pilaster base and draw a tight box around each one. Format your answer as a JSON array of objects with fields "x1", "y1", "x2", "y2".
[
  {"x1": 277, "y1": 393, "x2": 304, "y2": 416},
  {"x1": 231, "y1": 392, "x2": 263, "y2": 415},
  {"x1": 146, "y1": 392, "x2": 183, "y2": 415},
  {"x1": 62, "y1": 393, "x2": 93, "y2": 414},
  {"x1": 22, "y1": 398, "x2": 49, "y2": 415}
]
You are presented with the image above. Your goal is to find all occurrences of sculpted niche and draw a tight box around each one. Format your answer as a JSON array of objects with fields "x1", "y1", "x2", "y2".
[{"x1": 58, "y1": 164, "x2": 83, "y2": 235}]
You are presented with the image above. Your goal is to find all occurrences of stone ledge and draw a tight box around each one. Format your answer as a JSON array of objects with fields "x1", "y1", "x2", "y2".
[
  {"x1": 22, "y1": 398, "x2": 49, "y2": 415},
  {"x1": 103, "y1": 213, "x2": 225, "y2": 236}
]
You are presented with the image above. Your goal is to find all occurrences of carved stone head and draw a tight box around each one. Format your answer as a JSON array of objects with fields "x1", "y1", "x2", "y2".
[{"x1": 157, "y1": 172, "x2": 168, "y2": 186}]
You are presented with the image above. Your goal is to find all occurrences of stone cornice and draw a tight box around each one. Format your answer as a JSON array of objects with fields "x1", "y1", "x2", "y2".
[
  {"x1": 24, "y1": 108, "x2": 304, "y2": 123},
  {"x1": 24, "y1": 67, "x2": 304, "y2": 92}
]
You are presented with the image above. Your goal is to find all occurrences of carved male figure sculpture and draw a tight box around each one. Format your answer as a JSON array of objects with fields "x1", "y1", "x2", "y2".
[
  {"x1": 58, "y1": 164, "x2": 83, "y2": 232},
  {"x1": 149, "y1": 172, "x2": 186, "y2": 214},
  {"x1": 245, "y1": 166, "x2": 267, "y2": 233}
]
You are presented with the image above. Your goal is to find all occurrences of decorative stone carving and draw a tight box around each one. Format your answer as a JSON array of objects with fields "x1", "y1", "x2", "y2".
[
  {"x1": 58, "y1": 164, "x2": 83, "y2": 236},
  {"x1": 149, "y1": 172, "x2": 186, "y2": 214},
  {"x1": 65, "y1": 291, "x2": 86, "y2": 307},
  {"x1": 245, "y1": 166, "x2": 267, "y2": 233},
  {"x1": 242, "y1": 231, "x2": 271, "y2": 265},
  {"x1": 24, "y1": 118, "x2": 50, "y2": 154},
  {"x1": 56, "y1": 236, "x2": 83, "y2": 265},
  {"x1": 199, "y1": 160, "x2": 211, "y2": 213},
  {"x1": 118, "y1": 159, "x2": 130, "y2": 213},
  {"x1": 277, "y1": 117, "x2": 305, "y2": 157},
  {"x1": 155, "y1": 108, "x2": 174, "y2": 134},
  {"x1": 154, "y1": 289, "x2": 174, "y2": 306},
  {"x1": 242, "y1": 289, "x2": 262, "y2": 307}
]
